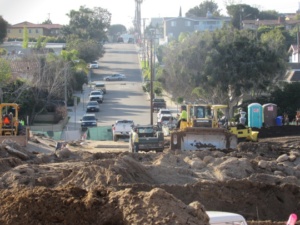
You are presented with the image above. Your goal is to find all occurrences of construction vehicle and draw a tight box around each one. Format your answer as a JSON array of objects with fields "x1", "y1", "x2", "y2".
[
  {"x1": 170, "y1": 104, "x2": 258, "y2": 151},
  {"x1": 0, "y1": 103, "x2": 29, "y2": 146},
  {"x1": 211, "y1": 105, "x2": 259, "y2": 142}
]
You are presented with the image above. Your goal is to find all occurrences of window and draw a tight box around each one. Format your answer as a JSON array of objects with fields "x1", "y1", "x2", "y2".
[
  {"x1": 185, "y1": 21, "x2": 191, "y2": 27},
  {"x1": 171, "y1": 21, "x2": 176, "y2": 27},
  {"x1": 19, "y1": 29, "x2": 22, "y2": 33},
  {"x1": 36, "y1": 29, "x2": 39, "y2": 33},
  {"x1": 29, "y1": 29, "x2": 32, "y2": 33},
  {"x1": 7, "y1": 29, "x2": 10, "y2": 33}
]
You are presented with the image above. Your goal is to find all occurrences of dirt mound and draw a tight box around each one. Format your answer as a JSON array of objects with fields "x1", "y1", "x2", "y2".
[
  {"x1": 0, "y1": 135, "x2": 300, "y2": 223},
  {"x1": 0, "y1": 186, "x2": 209, "y2": 225}
]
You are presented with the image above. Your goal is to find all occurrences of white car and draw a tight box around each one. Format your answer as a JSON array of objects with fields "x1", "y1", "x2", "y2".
[
  {"x1": 89, "y1": 61, "x2": 99, "y2": 69},
  {"x1": 157, "y1": 109, "x2": 172, "y2": 120},
  {"x1": 89, "y1": 90, "x2": 104, "y2": 103},
  {"x1": 103, "y1": 73, "x2": 126, "y2": 81}
]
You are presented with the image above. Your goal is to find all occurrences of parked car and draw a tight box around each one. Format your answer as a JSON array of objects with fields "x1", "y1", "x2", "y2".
[
  {"x1": 86, "y1": 101, "x2": 100, "y2": 112},
  {"x1": 157, "y1": 109, "x2": 172, "y2": 120},
  {"x1": 89, "y1": 61, "x2": 99, "y2": 69},
  {"x1": 80, "y1": 113, "x2": 98, "y2": 131},
  {"x1": 117, "y1": 37, "x2": 124, "y2": 43},
  {"x1": 89, "y1": 90, "x2": 103, "y2": 103},
  {"x1": 94, "y1": 82, "x2": 106, "y2": 94},
  {"x1": 103, "y1": 74, "x2": 126, "y2": 81}
]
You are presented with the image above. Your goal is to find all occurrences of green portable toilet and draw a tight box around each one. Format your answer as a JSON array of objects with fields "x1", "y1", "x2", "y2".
[
  {"x1": 248, "y1": 103, "x2": 263, "y2": 128},
  {"x1": 262, "y1": 103, "x2": 277, "y2": 127}
]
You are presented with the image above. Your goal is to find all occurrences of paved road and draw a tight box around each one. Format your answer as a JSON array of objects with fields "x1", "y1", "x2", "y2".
[{"x1": 67, "y1": 43, "x2": 174, "y2": 130}]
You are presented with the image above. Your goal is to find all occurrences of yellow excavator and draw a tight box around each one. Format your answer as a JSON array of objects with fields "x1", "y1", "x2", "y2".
[
  {"x1": 0, "y1": 103, "x2": 29, "y2": 146},
  {"x1": 170, "y1": 104, "x2": 258, "y2": 151}
]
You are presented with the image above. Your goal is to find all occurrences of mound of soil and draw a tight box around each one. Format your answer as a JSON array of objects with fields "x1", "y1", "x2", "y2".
[{"x1": 0, "y1": 135, "x2": 300, "y2": 224}]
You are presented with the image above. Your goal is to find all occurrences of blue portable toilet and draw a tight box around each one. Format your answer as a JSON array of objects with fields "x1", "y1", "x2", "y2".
[
  {"x1": 262, "y1": 103, "x2": 277, "y2": 127},
  {"x1": 248, "y1": 103, "x2": 263, "y2": 128}
]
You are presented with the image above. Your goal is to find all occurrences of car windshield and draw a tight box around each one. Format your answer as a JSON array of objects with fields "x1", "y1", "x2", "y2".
[
  {"x1": 153, "y1": 99, "x2": 165, "y2": 102},
  {"x1": 96, "y1": 84, "x2": 105, "y2": 87},
  {"x1": 90, "y1": 91, "x2": 102, "y2": 95},
  {"x1": 88, "y1": 102, "x2": 98, "y2": 106},
  {"x1": 117, "y1": 120, "x2": 133, "y2": 124},
  {"x1": 160, "y1": 110, "x2": 171, "y2": 114},
  {"x1": 138, "y1": 127, "x2": 153, "y2": 134},
  {"x1": 82, "y1": 116, "x2": 96, "y2": 121}
]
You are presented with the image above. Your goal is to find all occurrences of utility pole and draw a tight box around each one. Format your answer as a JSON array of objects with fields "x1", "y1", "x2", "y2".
[
  {"x1": 64, "y1": 62, "x2": 68, "y2": 108},
  {"x1": 150, "y1": 35, "x2": 154, "y2": 125},
  {"x1": 142, "y1": 18, "x2": 147, "y2": 69}
]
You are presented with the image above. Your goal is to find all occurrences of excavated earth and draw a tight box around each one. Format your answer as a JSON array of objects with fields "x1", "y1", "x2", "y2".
[{"x1": 0, "y1": 134, "x2": 300, "y2": 225}]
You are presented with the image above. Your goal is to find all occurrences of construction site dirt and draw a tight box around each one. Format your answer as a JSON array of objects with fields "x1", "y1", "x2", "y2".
[{"x1": 0, "y1": 134, "x2": 300, "y2": 225}]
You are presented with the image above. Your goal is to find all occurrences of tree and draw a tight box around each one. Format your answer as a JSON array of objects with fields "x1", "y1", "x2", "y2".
[
  {"x1": 66, "y1": 38, "x2": 104, "y2": 63},
  {"x1": 22, "y1": 27, "x2": 29, "y2": 49},
  {"x1": 270, "y1": 82, "x2": 300, "y2": 117},
  {"x1": 108, "y1": 24, "x2": 127, "y2": 36},
  {"x1": 161, "y1": 28, "x2": 286, "y2": 115},
  {"x1": 0, "y1": 16, "x2": 8, "y2": 44},
  {"x1": 0, "y1": 58, "x2": 12, "y2": 102},
  {"x1": 258, "y1": 10, "x2": 279, "y2": 20},
  {"x1": 226, "y1": 4, "x2": 259, "y2": 29},
  {"x1": 42, "y1": 19, "x2": 53, "y2": 24},
  {"x1": 186, "y1": 0, "x2": 221, "y2": 17},
  {"x1": 62, "y1": 6, "x2": 111, "y2": 42}
]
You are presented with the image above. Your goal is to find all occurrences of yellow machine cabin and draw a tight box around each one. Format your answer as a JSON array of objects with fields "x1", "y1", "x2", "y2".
[{"x1": 0, "y1": 103, "x2": 20, "y2": 136}]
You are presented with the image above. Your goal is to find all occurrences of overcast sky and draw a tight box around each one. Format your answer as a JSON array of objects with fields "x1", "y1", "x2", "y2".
[{"x1": 0, "y1": 0, "x2": 299, "y2": 28}]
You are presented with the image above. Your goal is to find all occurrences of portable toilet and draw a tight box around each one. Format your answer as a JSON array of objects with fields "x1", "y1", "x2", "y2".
[
  {"x1": 262, "y1": 103, "x2": 277, "y2": 127},
  {"x1": 248, "y1": 103, "x2": 263, "y2": 128}
]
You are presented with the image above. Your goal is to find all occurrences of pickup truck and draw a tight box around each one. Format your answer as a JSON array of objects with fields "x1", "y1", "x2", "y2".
[
  {"x1": 112, "y1": 120, "x2": 134, "y2": 141},
  {"x1": 129, "y1": 125, "x2": 164, "y2": 153},
  {"x1": 152, "y1": 98, "x2": 166, "y2": 112}
]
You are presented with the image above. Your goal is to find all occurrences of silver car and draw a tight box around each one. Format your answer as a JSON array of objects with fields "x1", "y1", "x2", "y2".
[
  {"x1": 86, "y1": 101, "x2": 100, "y2": 112},
  {"x1": 103, "y1": 73, "x2": 126, "y2": 81}
]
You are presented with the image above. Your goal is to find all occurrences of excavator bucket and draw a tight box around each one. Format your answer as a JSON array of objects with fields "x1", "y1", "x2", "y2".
[{"x1": 170, "y1": 127, "x2": 237, "y2": 151}]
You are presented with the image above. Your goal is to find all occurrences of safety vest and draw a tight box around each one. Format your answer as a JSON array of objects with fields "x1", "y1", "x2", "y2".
[
  {"x1": 180, "y1": 110, "x2": 187, "y2": 120},
  {"x1": 132, "y1": 131, "x2": 139, "y2": 143}
]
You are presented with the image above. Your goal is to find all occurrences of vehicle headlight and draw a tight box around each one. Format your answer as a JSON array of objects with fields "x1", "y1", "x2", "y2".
[{"x1": 92, "y1": 122, "x2": 97, "y2": 125}]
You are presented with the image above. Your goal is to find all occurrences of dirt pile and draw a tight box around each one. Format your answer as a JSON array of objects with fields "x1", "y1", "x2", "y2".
[
  {"x1": 0, "y1": 135, "x2": 300, "y2": 224},
  {"x1": 0, "y1": 186, "x2": 209, "y2": 225}
]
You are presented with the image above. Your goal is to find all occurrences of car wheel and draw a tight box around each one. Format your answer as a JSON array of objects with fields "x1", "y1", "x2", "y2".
[
  {"x1": 118, "y1": 78, "x2": 121, "y2": 81},
  {"x1": 113, "y1": 134, "x2": 118, "y2": 142},
  {"x1": 106, "y1": 78, "x2": 110, "y2": 81}
]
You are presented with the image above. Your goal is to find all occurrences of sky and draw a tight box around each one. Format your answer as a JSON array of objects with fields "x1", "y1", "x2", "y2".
[{"x1": 0, "y1": 0, "x2": 300, "y2": 28}]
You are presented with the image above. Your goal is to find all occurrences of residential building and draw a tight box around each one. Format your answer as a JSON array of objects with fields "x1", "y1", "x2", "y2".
[
  {"x1": 288, "y1": 44, "x2": 300, "y2": 63},
  {"x1": 163, "y1": 12, "x2": 230, "y2": 41},
  {"x1": 7, "y1": 21, "x2": 63, "y2": 40},
  {"x1": 242, "y1": 16, "x2": 300, "y2": 31}
]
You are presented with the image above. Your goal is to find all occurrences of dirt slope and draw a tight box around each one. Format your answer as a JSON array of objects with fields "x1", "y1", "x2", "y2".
[{"x1": 0, "y1": 136, "x2": 299, "y2": 224}]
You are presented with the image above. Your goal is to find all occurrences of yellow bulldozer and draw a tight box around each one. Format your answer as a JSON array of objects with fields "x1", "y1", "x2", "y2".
[
  {"x1": 0, "y1": 103, "x2": 29, "y2": 146},
  {"x1": 170, "y1": 104, "x2": 258, "y2": 151}
]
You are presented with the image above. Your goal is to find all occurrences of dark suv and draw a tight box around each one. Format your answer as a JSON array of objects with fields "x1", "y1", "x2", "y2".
[{"x1": 80, "y1": 113, "x2": 98, "y2": 131}]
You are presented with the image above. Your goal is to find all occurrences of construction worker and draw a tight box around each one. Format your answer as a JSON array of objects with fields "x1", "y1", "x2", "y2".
[
  {"x1": 176, "y1": 108, "x2": 187, "y2": 128},
  {"x1": 132, "y1": 127, "x2": 139, "y2": 153}
]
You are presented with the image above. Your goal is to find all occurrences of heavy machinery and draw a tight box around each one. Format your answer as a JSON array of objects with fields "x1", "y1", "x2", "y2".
[
  {"x1": 170, "y1": 104, "x2": 258, "y2": 151},
  {"x1": 0, "y1": 103, "x2": 29, "y2": 146}
]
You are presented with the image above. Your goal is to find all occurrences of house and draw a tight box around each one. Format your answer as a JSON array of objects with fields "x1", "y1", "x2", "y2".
[
  {"x1": 242, "y1": 16, "x2": 300, "y2": 31},
  {"x1": 288, "y1": 44, "x2": 300, "y2": 63},
  {"x1": 6, "y1": 21, "x2": 63, "y2": 40},
  {"x1": 163, "y1": 12, "x2": 231, "y2": 41}
]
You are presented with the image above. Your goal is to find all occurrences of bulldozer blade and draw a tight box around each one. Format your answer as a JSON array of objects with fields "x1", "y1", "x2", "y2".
[{"x1": 170, "y1": 127, "x2": 237, "y2": 150}]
